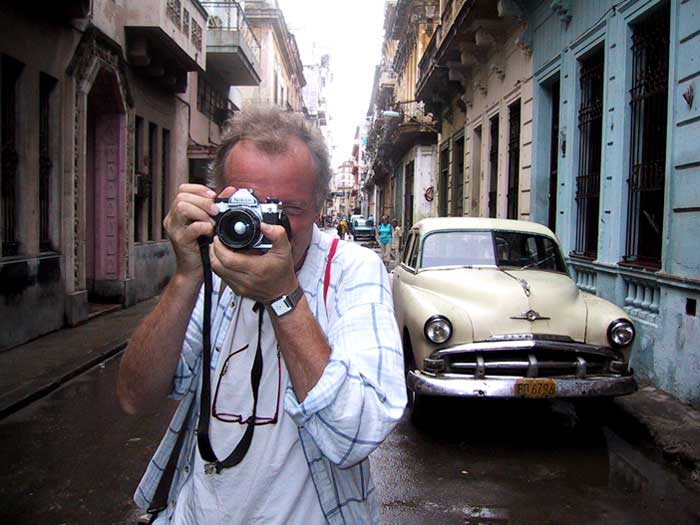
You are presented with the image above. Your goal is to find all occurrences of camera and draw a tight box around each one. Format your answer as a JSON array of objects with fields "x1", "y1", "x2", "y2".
[{"x1": 213, "y1": 188, "x2": 292, "y2": 250}]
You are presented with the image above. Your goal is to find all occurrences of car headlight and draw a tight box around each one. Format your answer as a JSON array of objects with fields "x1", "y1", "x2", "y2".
[
  {"x1": 607, "y1": 318, "x2": 635, "y2": 348},
  {"x1": 424, "y1": 315, "x2": 452, "y2": 344}
]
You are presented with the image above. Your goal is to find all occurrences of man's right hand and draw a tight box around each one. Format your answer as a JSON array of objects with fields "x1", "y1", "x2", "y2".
[{"x1": 163, "y1": 184, "x2": 236, "y2": 279}]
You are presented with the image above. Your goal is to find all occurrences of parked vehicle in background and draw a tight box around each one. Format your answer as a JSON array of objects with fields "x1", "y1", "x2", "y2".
[
  {"x1": 350, "y1": 217, "x2": 375, "y2": 242},
  {"x1": 392, "y1": 218, "x2": 637, "y2": 423}
]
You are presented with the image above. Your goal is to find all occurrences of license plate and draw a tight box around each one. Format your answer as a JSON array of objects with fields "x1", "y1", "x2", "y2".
[{"x1": 514, "y1": 378, "x2": 556, "y2": 398}]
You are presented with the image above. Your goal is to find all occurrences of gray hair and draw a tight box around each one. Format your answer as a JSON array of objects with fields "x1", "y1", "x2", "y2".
[{"x1": 209, "y1": 108, "x2": 332, "y2": 210}]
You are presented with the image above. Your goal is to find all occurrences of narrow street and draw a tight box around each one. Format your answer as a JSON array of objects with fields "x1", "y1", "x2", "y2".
[{"x1": 1, "y1": 314, "x2": 699, "y2": 524}]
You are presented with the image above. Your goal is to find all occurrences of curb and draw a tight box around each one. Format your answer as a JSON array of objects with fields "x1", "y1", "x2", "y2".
[
  {"x1": 605, "y1": 390, "x2": 700, "y2": 491},
  {"x1": 0, "y1": 340, "x2": 127, "y2": 420}
]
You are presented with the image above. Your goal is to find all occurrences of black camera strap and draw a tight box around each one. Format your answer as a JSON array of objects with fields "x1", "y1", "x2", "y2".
[{"x1": 197, "y1": 241, "x2": 264, "y2": 474}]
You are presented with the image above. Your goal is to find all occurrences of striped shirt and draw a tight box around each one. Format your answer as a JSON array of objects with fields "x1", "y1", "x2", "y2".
[{"x1": 134, "y1": 225, "x2": 407, "y2": 524}]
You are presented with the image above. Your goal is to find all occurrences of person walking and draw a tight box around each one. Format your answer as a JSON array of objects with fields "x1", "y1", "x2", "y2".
[
  {"x1": 377, "y1": 216, "x2": 393, "y2": 266},
  {"x1": 390, "y1": 218, "x2": 402, "y2": 265}
]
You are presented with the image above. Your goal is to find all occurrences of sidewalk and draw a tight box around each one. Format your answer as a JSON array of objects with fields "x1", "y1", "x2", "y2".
[
  {"x1": 0, "y1": 297, "x2": 158, "y2": 419},
  {"x1": 609, "y1": 385, "x2": 700, "y2": 490}
]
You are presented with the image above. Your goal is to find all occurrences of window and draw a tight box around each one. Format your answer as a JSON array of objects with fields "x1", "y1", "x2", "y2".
[
  {"x1": 39, "y1": 73, "x2": 57, "y2": 252},
  {"x1": 548, "y1": 79, "x2": 561, "y2": 232},
  {"x1": 197, "y1": 75, "x2": 229, "y2": 125},
  {"x1": 148, "y1": 122, "x2": 158, "y2": 241},
  {"x1": 438, "y1": 144, "x2": 449, "y2": 216},
  {"x1": 401, "y1": 231, "x2": 415, "y2": 265},
  {"x1": 507, "y1": 100, "x2": 521, "y2": 220},
  {"x1": 134, "y1": 116, "x2": 145, "y2": 242},
  {"x1": 488, "y1": 115, "x2": 499, "y2": 218},
  {"x1": 1, "y1": 55, "x2": 24, "y2": 256},
  {"x1": 575, "y1": 48, "x2": 604, "y2": 258},
  {"x1": 162, "y1": 128, "x2": 170, "y2": 239},
  {"x1": 471, "y1": 126, "x2": 482, "y2": 217},
  {"x1": 624, "y1": 4, "x2": 670, "y2": 268},
  {"x1": 408, "y1": 233, "x2": 420, "y2": 268},
  {"x1": 452, "y1": 134, "x2": 464, "y2": 216}
]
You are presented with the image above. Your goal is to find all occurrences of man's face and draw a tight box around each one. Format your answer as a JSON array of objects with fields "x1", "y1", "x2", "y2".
[{"x1": 223, "y1": 138, "x2": 319, "y2": 270}]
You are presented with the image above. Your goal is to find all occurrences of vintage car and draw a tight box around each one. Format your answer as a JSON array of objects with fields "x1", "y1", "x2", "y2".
[
  {"x1": 392, "y1": 218, "x2": 637, "y2": 421},
  {"x1": 350, "y1": 217, "x2": 376, "y2": 241}
]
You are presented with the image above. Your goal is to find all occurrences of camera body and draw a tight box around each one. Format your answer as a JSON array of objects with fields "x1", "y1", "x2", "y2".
[{"x1": 214, "y1": 188, "x2": 292, "y2": 250}]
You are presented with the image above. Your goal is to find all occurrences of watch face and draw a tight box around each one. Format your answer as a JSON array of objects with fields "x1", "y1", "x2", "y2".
[{"x1": 271, "y1": 299, "x2": 292, "y2": 316}]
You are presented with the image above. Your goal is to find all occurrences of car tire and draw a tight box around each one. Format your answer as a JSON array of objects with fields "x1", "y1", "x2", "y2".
[{"x1": 403, "y1": 334, "x2": 432, "y2": 427}]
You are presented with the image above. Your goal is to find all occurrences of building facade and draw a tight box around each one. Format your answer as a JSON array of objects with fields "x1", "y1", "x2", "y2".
[
  {"x1": 0, "y1": 0, "x2": 260, "y2": 350},
  {"x1": 526, "y1": 0, "x2": 700, "y2": 405},
  {"x1": 239, "y1": 0, "x2": 306, "y2": 112},
  {"x1": 416, "y1": 0, "x2": 533, "y2": 221}
]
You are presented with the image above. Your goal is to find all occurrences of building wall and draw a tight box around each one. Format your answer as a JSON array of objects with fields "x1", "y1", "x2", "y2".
[
  {"x1": 528, "y1": 0, "x2": 700, "y2": 405},
  {"x1": 0, "y1": 1, "x2": 207, "y2": 350},
  {"x1": 437, "y1": 24, "x2": 533, "y2": 221}
]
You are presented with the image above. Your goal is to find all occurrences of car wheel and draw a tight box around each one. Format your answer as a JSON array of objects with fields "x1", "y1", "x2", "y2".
[{"x1": 403, "y1": 334, "x2": 432, "y2": 427}]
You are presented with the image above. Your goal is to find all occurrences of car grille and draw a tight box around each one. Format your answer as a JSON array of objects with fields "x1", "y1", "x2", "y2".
[{"x1": 444, "y1": 349, "x2": 612, "y2": 379}]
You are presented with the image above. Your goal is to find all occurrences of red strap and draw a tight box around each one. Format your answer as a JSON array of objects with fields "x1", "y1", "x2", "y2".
[{"x1": 324, "y1": 238, "x2": 339, "y2": 307}]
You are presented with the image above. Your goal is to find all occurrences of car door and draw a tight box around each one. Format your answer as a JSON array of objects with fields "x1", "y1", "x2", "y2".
[{"x1": 392, "y1": 229, "x2": 419, "y2": 330}]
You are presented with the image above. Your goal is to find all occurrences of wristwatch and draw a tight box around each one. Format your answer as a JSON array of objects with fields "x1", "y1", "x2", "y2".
[{"x1": 268, "y1": 285, "x2": 305, "y2": 317}]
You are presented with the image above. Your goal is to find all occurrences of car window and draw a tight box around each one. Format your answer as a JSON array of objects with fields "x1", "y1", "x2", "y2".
[
  {"x1": 354, "y1": 219, "x2": 366, "y2": 227},
  {"x1": 402, "y1": 232, "x2": 415, "y2": 265},
  {"x1": 420, "y1": 231, "x2": 495, "y2": 268},
  {"x1": 493, "y1": 231, "x2": 567, "y2": 273},
  {"x1": 408, "y1": 234, "x2": 420, "y2": 268}
]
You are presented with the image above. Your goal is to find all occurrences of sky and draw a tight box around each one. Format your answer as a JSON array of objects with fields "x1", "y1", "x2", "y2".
[{"x1": 276, "y1": 0, "x2": 386, "y2": 168}]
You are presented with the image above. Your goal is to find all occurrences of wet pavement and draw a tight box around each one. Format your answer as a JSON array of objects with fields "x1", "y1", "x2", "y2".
[
  {"x1": 373, "y1": 397, "x2": 700, "y2": 524},
  {"x1": 1, "y1": 352, "x2": 699, "y2": 525},
  {"x1": 0, "y1": 354, "x2": 176, "y2": 525}
]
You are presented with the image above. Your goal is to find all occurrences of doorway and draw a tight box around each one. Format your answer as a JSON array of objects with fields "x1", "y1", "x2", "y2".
[{"x1": 85, "y1": 68, "x2": 126, "y2": 311}]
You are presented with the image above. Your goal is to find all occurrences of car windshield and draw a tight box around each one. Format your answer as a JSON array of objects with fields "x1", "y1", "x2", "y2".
[
  {"x1": 420, "y1": 230, "x2": 567, "y2": 273},
  {"x1": 354, "y1": 219, "x2": 368, "y2": 227}
]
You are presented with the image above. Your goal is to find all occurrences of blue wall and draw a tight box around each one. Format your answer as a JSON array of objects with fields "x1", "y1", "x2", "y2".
[{"x1": 527, "y1": 0, "x2": 700, "y2": 406}]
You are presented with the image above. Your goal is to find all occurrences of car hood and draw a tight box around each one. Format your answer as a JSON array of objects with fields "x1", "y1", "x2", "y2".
[{"x1": 416, "y1": 268, "x2": 587, "y2": 342}]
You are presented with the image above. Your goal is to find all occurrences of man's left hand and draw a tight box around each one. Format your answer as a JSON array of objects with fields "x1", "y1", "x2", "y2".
[{"x1": 210, "y1": 222, "x2": 299, "y2": 304}]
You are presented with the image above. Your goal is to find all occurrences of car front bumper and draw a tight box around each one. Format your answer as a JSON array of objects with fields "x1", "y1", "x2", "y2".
[{"x1": 407, "y1": 370, "x2": 637, "y2": 398}]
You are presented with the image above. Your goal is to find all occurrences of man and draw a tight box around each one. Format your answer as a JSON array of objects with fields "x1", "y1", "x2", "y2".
[
  {"x1": 390, "y1": 218, "x2": 403, "y2": 265},
  {"x1": 117, "y1": 109, "x2": 406, "y2": 524}
]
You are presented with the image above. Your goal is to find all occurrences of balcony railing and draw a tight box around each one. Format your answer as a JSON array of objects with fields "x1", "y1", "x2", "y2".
[{"x1": 202, "y1": 1, "x2": 261, "y2": 63}]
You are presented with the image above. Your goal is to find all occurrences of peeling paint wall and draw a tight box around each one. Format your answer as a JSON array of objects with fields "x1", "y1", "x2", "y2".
[{"x1": 528, "y1": 0, "x2": 700, "y2": 406}]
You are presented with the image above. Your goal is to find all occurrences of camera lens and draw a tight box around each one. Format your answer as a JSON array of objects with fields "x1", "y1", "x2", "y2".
[{"x1": 216, "y1": 208, "x2": 261, "y2": 249}]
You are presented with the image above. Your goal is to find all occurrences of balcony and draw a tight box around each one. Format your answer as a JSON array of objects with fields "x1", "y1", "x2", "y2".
[
  {"x1": 125, "y1": 0, "x2": 208, "y2": 91},
  {"x1": 416, "y1": 0, "x2": 506, "y2": 111},
  {"x1": 202, "y1": 1, "x2": 262, "y2": 86},
  {"x1": 380, "y1": 68, "x2": 397, "y2": 90},
  {"x1": 383, "y1": 101, "x2": 438, "y2": 159}
]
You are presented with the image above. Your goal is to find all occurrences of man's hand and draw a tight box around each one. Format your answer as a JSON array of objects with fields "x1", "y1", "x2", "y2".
[
  {"x1": 210, "y1": 222, "x2": 299, "y2": 304},
  {"x1": 163, "y1": 184, "x2": 235, "y2": 280}
]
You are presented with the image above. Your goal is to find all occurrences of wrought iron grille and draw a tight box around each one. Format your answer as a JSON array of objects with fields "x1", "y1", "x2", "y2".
[
  {"x1": 183, "y1": 9, "x2": 190, "y2": 37},
  {"x1": 148, "y1": 122, "x2": 158, "y2": 241},
  {"x1": 452, "y1": 135, "x2": 464, "y2": 216},
  {"x1": 191, "y1": 19, "x2": 203, "y2": 52},
  {"x1": 548, "y1": 80, "x2": 560, "y2": 232},
  {"x1": 39, "y1": 74, "x2": 56, "y2": 252},
  {"x1": 489, "y1": 115, "x2": 499, "y2": 218},
  {"x1": 166, "y1": 0, "x2": 182, "y2": 29},
  {"x1": 162, "y1": 128, "x2": 170, "y2": 239},
  {"x1": 507, "y1": 101, "x2": 521, "y2": 220},
  {"x1": 2, "y1": 55, "x2": 23, "y2": 257},
  {"x1": 439, "y1": 145, "x2": 449, "y2": 216},
  {"x1": 625, "y1": 5, "x2": 670, "y2": 268},
  {"x1": 575, "y1": 49, "x2": 604, "y2": 258},
  {"x1": 134, "y1": 116, "x2": 144, "y2": 243}
]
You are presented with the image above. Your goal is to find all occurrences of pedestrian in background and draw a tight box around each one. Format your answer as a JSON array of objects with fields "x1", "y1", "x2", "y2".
[
  {"x1": 390, "y1": 218, "x2": 402, "y2": 264},
  {"x1": 377, "y1": 215, "x2": 393, "y2": 266}
]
